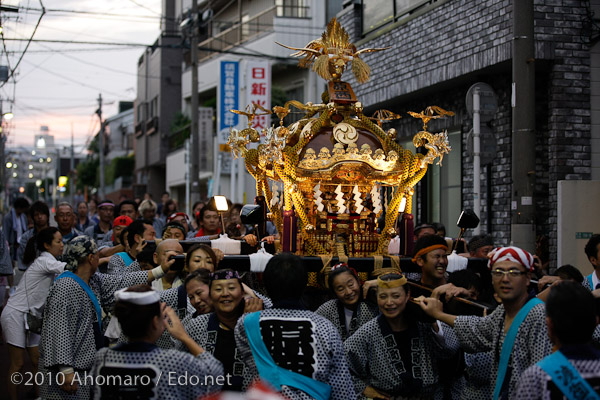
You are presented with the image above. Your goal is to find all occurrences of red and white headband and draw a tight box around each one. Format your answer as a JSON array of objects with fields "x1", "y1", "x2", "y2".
[{"x1": 488, "y1": 246, "x2": 534, "y2": 271}]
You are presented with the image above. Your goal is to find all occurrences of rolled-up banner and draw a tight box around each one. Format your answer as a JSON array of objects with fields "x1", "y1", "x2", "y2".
[
  {"x1": 282, "y1": 210, "x2": 297, "y2": 253},
  {"x1": 399, "y1": 213, "x2": 414, "y2": 256}
]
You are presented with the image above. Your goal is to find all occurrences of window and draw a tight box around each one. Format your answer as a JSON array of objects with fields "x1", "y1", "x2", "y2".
[
  {"x1": 149, "y1": 96, "x2": 159, "y2": 118},
  {"x1": 398, "y1": 129, "x2": 462, "y2": 236},
  {"x1": 241, "y1": 14, "x2": 250, "y2": 40},
  {"x1": 137, "y1": 103, "x2": 145, "y2": 123},
  {"x1": 284, "y1": 85, "x2": 304, "y2": 123},
  {"x1": 362, "y1": 0, "x2": 441, "y2": 35},
  {"x1": 427, "y1": 129, "x2": 462, "y2": 237},
  {"x1": 326, "y1": 0, "x2": 344, "y2": 23},
  {"x1": 363, "y1": 0, "x2": 394, "y2": 33},
  {"x1": 276, "y1": 0, "x2": 309, "y2": 18}
]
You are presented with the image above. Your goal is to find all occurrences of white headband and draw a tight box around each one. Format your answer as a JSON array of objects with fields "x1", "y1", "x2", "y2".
[{"x1": 114, "y1": 288, "x2": 161, "y2": 305}]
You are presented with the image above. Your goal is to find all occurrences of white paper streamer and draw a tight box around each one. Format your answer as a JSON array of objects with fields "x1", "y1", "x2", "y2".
[
  {"x1": 370, "y1": 184, "x2": 382, "y2": 215},
  {"x1": 335, "y1": 184, "x2": 346, "y2": 214},
  {"x1": 313, "y1": 182, "x2": 324, "y2": 212},
  {"x1": 352, "y1": 185, "x2": 363, "y2": 214},
  {"x1": 271, "y1": 184, "x2": 280, "y2": 208}
]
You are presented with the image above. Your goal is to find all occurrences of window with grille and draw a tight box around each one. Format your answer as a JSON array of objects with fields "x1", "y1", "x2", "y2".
[{"x1": 276, "y1": 0, "x2": 309, "y2": 18}]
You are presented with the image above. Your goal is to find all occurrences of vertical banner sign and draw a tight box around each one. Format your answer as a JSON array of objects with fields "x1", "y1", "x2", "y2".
[
  {"x1": 246, "y1": 61, "x2": 271, "y2": 129},
  {"x1": 218, "y1": 61, "x2": 239, "y2": 173}
]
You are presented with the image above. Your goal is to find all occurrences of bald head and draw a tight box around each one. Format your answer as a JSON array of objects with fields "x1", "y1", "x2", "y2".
[{"x1": 154, "y1": 239, "x2": 183, "y2": 267}]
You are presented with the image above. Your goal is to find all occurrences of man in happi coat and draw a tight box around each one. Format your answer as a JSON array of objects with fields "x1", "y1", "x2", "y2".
[
  {"x1": 515, "y1": 281, "x2": 600, "y2": 399},
  {"x1": 417, "y1": 246, "x2": 553, "y2": 399},
  {"x1": 235, "y1": 253, "x2": 356, "y2": 400}
]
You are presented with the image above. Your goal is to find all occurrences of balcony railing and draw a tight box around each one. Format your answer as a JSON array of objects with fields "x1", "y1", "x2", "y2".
[
  {"x1": 168, "y1": 123, "x2": 191, "y2": 152},
  {"x1": 146, "y1": 116, "x2": 158, "y2": 135},
  {"x1": 134, "y1": 121, "x2": 144, "y2": 137},
  {"x1": 198, "y1": 6, "x2": 276, "y2": 63}
]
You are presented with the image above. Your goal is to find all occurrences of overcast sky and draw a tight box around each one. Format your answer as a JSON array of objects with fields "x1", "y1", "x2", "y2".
[{"x1": 1, "y1": 0, "x2": 162, "y2": 152}]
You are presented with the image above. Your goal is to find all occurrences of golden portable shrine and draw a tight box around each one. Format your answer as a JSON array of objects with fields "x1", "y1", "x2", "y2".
[{"x1": 227, "y1": 18, "x2": 453, "y2": 258}]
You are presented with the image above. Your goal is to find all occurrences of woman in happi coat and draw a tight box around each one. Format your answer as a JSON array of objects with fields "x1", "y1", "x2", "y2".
[
  {"x1": 186, "y1": 243, "x2": 217, "y2": 273},
  {"x1": 178, "y1": 269, "x2": 265, "y2": 391},
  {"x1": 344, "y1": 273, "x2": 458, "y2": 400},
  {"x1": 122, "y1": 243, "x2": 219, "y2": 351},
  {"x1": 183, "y1": 268, "x2": 213, "y2": 317},
  {"x1": 315, "y1": 263, "x2": 379, "y2": 341},
  {"x1": 38, "y1": 235, "x2": 176, "y2": 399},
  {"x1": 1, "y1": 227, "x2": 65, "y2": 400},
  {"x1": 91, "y1": 285, "x2": 223, "y2": 399}
]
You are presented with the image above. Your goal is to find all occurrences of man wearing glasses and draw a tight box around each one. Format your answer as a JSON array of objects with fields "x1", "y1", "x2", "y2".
[{"x1": 417, "y1": 246, "x2": 552, "y2": 400}]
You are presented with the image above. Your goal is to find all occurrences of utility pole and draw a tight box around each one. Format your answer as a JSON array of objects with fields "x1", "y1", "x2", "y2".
[
  {"x1": 0, "y1": 99, "x2": 5, "y2": 212},
  {"x1": 473, "y1": 88, "x2": 481, "y2": 236},
  {"x1": 96, "y1": 94, "x2": 106, "y2": 199},
  {"x1": 70, "y1": 122, "x2": 75, "y2": 205},
  {"x1": 511, "y1": 0, "x2": 536, "y2": 252},
  {"x1": 190, "y1": 0, "x2": 201, "y2": 206}
]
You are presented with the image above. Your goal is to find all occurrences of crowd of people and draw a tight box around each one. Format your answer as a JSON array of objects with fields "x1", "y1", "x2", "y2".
[{"x1": 0, "y1": 194, "x2": 598, "y2": 399}]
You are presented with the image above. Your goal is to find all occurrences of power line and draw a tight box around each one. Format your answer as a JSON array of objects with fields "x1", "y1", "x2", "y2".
[
  {"x1": 53, "y1": 48, "x2": 161, "y2": 79},
  {"x1": 0, "y1": 0, "x2": 46, "y2": 89},
  {"x1": 20, "y1": 58, "x2": 127, "y2": 98},
  {"x1": 16, "y1": 6, "x2": 169, "y2": 21},
  {"x1": 21, "y1": 39, "x2": 163, "y2": 80},
  {"x1": 14, "y1": 16, "x2": 151, "y2": 44},
  {"x1": 4, "y1": 37, "x2": 293, "y2": 61},
  {"x1": 8, "y1": 47, "x2": 139, "y2": 54},
  {"x1": 3, "y1": 37, "x2": 150, "y2": 47},
  {"x1": 16, "y1": 102, "x2": 98, "y2": 110},
  {"x1": 126, "y1": 0, "x2": 162, "y2": 16},
  {"x1": 18, "y1": 95, "x2": 117, "y2": 101}
]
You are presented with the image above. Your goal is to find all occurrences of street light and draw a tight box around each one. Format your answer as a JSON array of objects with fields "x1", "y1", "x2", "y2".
[
  {"x1": 5, "y1": 161, "x2": 12, "y2": 168},
  {"x1": 3, "y1": 112, "x2": 13, "y2": 121},
  {"x1": 213, "y1": 195, "x2": 229, "y2": 235},
  {"x1": 39, "y1": 157, "x2": 52, "y2": 202}
]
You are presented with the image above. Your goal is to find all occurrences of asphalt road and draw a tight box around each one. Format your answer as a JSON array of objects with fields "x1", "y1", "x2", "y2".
[{"x1": 0, "y1": 313, "x2": 38, "y2": 400}]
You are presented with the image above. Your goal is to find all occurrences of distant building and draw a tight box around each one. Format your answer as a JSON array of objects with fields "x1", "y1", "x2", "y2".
[
  {"x1": 134, "y1": 0, "x2": 182, "y2": 201},
  {"x1": 168, "y1": 0, "x2": 343, "y2": 207},
  {"x1": 104, "y1": 102, "x2": 135, "y2": 199},
  {"x1": 34, "y1": 126, "x2": 55, "y2": 151},
  {"x1": 106, "y1": 101, "x2": 134, "y2": 160}
]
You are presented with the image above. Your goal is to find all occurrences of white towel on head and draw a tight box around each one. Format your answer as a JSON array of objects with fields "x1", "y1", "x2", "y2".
[
  {"x1": 388, "y1": 236, "x2": 400, "y2": 255},
  {"x1": 249, "y1": 243, "x2": 273, "y2": 273},
  {"x1": 446, "y1": 250, "x2": 468, "y2": 273},
  {"x1": 104, "y1": 316, "x2": 122, "y2": 340},
  {"x1": 210, "y1": 234, "x2": 241, "y2": 255}
]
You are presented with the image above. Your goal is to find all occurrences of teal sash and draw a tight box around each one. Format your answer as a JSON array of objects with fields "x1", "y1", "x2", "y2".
[
  {"x1": 116, "y1": 252, "x2": 134, "y2": 267},
  {"x1": 244, "y1": 312, "x2": 331, "y2": 400},
  {"x1": 537, "y1": 350, "x2": 600, "y2": 400},
  {"x1": 588, "y1": 273, "x2": 595, "y2": 290},
  {"x1": 493, "y1": 297, "x2": 543, "y2": 400},
  {"x1": 55, "y1": 271, "x2": 102, "y2": 327}
]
